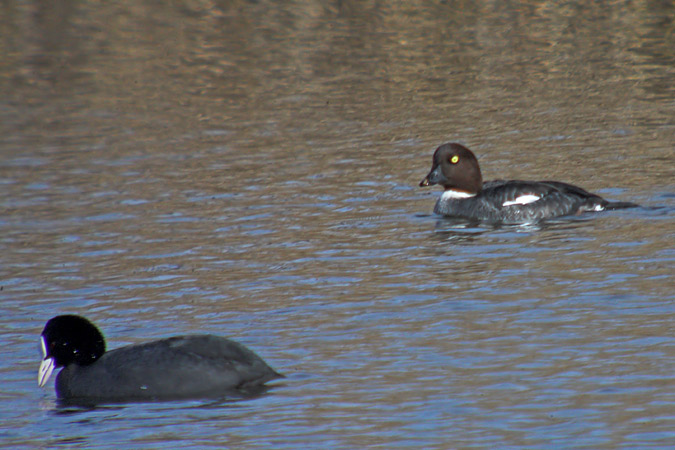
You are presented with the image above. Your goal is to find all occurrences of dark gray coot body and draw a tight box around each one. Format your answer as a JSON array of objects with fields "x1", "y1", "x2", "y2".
[{"x1": 39, "y1": 315, "x2": 283, "y2": 403}]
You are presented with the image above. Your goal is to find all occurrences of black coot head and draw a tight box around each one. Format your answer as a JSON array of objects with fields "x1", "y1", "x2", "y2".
[{"x1": 38, "y1": 315, "x2": 106, "y2": 387}]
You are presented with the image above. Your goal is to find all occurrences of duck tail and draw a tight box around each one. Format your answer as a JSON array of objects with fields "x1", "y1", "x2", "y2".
[{"x1": 605, "y1": 201, "x2": 640, "y2": 210}]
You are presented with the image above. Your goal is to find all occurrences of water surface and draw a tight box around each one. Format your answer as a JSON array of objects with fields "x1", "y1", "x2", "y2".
[{"x1": 1, "y1": 1, "x2": 673, "y2": 448}]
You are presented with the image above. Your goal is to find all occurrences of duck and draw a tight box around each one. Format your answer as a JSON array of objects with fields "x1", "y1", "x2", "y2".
[
  {"x1": 38, "y1": 314, "x2": 283, "y2": 403},
  {"x1": 420, "y1": 143, "x2": 636, "y2": 224}
]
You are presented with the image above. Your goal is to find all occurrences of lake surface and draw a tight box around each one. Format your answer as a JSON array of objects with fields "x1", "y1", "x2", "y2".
[{"x1": 1, "y1": 1, "x2": 673, "y2": 448}]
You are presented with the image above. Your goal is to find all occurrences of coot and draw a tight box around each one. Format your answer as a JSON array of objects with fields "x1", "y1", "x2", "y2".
[{"x1": 38, "y1": 315, "x2": 283, "y2": 403}]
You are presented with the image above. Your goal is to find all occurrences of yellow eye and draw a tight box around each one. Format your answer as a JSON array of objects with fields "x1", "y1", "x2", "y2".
[{"x1": 450, "y1": 155, "x2": 459, "y2": 164}]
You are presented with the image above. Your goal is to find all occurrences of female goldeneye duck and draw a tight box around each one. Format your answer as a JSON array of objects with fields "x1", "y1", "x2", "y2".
[
  {"x1": 419, "y1": 143, "x2": 636, "y2": 224},
  {"x1": 38, "y1": 315, "x2": 283, "y2": 403}
]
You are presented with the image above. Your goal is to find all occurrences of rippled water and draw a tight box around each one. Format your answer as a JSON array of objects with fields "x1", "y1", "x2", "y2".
[{"x1": 1, "y1": 1, "x2": 673, "y2": 448}]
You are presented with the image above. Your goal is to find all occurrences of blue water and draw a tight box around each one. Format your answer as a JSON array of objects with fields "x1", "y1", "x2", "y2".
[{"x1": 1, "y1": 1, "x2": 673, "y2": 448}]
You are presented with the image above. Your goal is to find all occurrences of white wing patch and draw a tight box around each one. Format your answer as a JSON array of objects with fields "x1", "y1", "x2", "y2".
[
  {"x1": 503, "y1": 194, "x2": 540, "y2": 207},
  {"x1": 441, "y1": 189, "x2": 476, "y2": 201}
]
